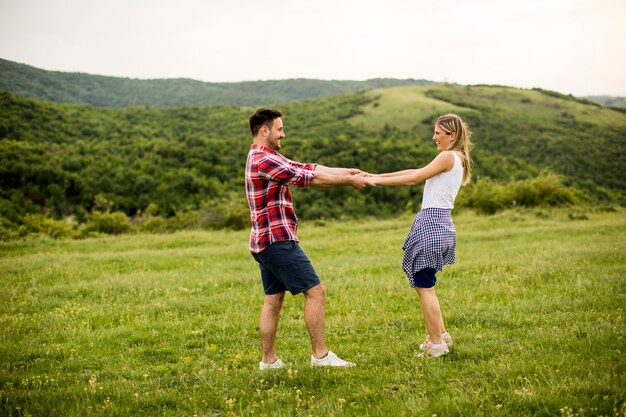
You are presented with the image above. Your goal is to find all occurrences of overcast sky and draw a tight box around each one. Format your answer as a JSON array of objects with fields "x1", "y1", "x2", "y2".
[{"x1": 1, "y1": 0, "x2": 624, "y2": 96}]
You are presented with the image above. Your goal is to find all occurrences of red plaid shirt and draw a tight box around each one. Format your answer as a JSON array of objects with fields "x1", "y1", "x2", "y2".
[{"x1": 245, "y1": 144, "x2": 317, "y2": 253}]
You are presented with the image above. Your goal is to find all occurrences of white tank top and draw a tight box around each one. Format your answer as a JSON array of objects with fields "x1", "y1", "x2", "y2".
[{"x1": 421, "y1": 152, "x2": 463, "y2": 209}]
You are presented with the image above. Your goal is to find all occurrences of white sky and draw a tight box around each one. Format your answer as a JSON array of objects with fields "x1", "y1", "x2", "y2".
[{"x1": 0, "y1": 0, "x2": 625, "y2": 96}]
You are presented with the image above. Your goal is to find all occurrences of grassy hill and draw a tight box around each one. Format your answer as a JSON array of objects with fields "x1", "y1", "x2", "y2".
[
  {"x1": 350, "y1": 85, "x2": 476, "y2": 130},
  {"x1": 0, "y1": 58, "x2": 435, "y2": 107},
  {"x1": 351, "y1": 85, "x2": 620, "y2": 130},
  {"x1": 0, "y1": 83, "x2": 624, "y2": 236}
]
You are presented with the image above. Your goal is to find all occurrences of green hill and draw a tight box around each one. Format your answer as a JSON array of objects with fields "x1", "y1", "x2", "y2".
[
  {"x1": 0, "y1": 83, "x2": 624, "y2": 236},
  {"x1": 0, "y1": 58, "x2": 435, "y2": 107}
]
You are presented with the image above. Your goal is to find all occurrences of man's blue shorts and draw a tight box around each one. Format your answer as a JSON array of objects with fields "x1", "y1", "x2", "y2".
[{"x1": 251, "y1": 240, "x2": 321, "y2": 295}]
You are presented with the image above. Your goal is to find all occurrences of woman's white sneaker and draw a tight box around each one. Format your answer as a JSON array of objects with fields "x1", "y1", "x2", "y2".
[
  {"x1": 418, "y1": 341, "x2": 449, "y2": 358},
  {"x1": 420, "y1": 332, "x2": 453, "y2": 350}
]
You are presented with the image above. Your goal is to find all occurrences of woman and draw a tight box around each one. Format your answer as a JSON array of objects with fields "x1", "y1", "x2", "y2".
[{"x1": 370, "y1": 113, "x2": 472, "y2": 357}]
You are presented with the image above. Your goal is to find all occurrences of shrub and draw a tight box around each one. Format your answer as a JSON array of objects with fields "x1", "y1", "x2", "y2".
[
  {"x1": 457, "y1": 171, "x2": 588, "y2": 214},
  {"x1": 195, "y1": 193, "x2": 249, "y2": 230},
  {"x1": 84, "y1": 211, "x2": 131, "y2": 235},
  {"x1": 458, "y1": 177, "x2": 509, "y2": 214},
  {"x1": 218, "y1": 197, "x2": 249, "y2": 230},
  {"x1": 132, "y1": 203, "x2": 169, "y2": 233},
  {"x1": 19, "y1": 214, "x2": 76, "y2": 239},
  {"x1": 0, "y1": 218, "x2": 18, "y2": 241},
  {"x1": 138, "y1": 215, "x2": 168, "y2": 233}
]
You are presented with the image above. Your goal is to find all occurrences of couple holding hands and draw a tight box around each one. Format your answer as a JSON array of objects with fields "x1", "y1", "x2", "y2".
[{"x1": 245, "y1": 108, "x2": 472, "y2": 369}]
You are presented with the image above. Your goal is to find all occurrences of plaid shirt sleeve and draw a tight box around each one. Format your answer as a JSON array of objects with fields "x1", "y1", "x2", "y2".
[{"x1": 257, "y1": 154, "x2": 317, "y2": 188}]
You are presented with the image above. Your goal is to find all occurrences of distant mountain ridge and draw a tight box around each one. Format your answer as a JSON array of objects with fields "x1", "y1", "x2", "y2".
[
  {"x1": 585, "y1": 95, "x2": 626, "y2": 109},
  {"x1": 0, "y1": 58, "x2": 436, "y2": 107}
]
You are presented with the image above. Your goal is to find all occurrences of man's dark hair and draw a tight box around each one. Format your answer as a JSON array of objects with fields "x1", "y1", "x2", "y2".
[{"x1": 249, "y1": 108, "x2": 283, "y2": 137}]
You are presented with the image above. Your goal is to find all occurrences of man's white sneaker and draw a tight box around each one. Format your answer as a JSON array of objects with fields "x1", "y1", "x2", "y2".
[
  {"x1": 259, "y1": 358, "x2": 285, "y2": 370},
  {"x1": 311, "y1": 351, "x2": 355, "y2": 367}
]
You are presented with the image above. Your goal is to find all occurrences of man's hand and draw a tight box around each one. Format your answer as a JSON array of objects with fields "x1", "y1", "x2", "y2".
[{"x1": 349, "y1": 172, "x2": 375, "y2": 190}]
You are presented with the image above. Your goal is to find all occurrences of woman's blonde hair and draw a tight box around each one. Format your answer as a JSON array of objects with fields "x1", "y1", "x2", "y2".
[{"x1": 435, "y1": 113, "x2": 473, "y2": 185}]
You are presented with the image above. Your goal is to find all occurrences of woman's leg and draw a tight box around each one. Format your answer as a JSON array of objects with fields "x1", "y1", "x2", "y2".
[{"x1": 415, "y1": 287, "x2": 445, "y2": 343}]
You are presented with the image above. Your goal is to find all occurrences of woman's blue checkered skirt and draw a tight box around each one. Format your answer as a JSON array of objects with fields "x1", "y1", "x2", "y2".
[{"x1": 402, "y1": 208, "x2": 456, "y2": 286}]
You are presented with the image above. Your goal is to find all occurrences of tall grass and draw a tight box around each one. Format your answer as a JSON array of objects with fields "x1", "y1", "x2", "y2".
[{"x1": 0, "y1": 209, "x2": 624, "y2": 416}]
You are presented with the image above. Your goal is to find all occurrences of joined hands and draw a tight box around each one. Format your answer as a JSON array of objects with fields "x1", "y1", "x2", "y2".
[{"x1": 348, "y1": 170, "x2": 376, "y2": 190}]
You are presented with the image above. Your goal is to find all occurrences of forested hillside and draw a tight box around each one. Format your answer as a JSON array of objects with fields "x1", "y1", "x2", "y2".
[
  {"x1": 0, "y1": 58, "x2": 434, "y2": 107},
  {"x1": 0, "y1": 83, "x2": 624, "y2": 238}
]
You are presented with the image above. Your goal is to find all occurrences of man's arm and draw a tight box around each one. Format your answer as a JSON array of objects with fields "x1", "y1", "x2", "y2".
[
  {"x1": 315, "y1": 164, "x2": 363, "y2": 176},
  {"x1": 310, "y1": 166, "x2": 373, "y2": 190}
]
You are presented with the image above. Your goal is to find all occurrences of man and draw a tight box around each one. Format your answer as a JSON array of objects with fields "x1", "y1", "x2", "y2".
[{"x1": 245, "y1": 108, "x2": 373, "y2": 370}]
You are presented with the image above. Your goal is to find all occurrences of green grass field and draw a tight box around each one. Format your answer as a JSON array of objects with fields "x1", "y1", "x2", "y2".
[{"x1": 1, "y1": 209, "x2": 624, "y2": 416}]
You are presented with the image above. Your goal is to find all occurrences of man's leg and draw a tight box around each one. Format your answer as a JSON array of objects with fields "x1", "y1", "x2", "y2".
[
  {"x1": 415, "y1": 287, "x2": 445, "y2": 343},
  {"x1": 259, "y1": 292, "x2": 285, "y2": 364},
  {"x1": 304, "y1": 283, "x2": 329, "y2": 358}
]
